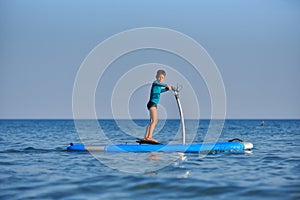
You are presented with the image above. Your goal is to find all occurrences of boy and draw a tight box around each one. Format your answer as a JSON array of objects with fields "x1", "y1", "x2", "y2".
[{"x1": 144, "y1": 70, "x2": 172, "y2": 142}]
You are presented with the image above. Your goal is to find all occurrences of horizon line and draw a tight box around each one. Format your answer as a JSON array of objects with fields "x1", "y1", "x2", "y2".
[{"x1": 0, "y1": 118, "x2": 299, "y2": 120}]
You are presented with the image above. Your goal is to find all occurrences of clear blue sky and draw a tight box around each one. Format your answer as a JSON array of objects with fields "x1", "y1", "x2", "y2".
[{"x1": 0, "y1": 0, "x2": 299, "y2": 119}]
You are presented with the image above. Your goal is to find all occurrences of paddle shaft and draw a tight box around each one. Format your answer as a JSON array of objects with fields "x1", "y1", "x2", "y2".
[{"x1": 174, "y1": 90, "x2": 186, "y2": 144}]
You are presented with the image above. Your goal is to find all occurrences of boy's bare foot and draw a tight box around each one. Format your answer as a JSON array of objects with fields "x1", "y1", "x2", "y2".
[{"x1": 148, "y1": 138, "x2": 158, "y2": 142}]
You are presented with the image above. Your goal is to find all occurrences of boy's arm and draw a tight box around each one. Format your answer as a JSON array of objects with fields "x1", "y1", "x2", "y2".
[
  {"x1": 161, "y1": 85, "x2": 173, "y2": 93},
  {"x1": 153, "y1": 81, "x2": 172, "y2": 93},
  {"x1": 161, "y1": 88, "x2": 169, "y2": 93}
]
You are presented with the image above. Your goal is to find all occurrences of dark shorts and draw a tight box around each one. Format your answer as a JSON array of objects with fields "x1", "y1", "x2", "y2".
[{"x1": 147, "y1": 101, "x2": 157, "y2": 110}]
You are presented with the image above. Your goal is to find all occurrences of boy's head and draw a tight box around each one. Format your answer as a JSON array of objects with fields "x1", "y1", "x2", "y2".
[{"x1": 156, "y1": 70, "x2": 166, "y2": 82}]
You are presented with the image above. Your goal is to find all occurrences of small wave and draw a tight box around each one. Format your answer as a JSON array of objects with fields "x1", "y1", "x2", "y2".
[
  {"x1": 0, "y1": 149, "x2": 23, "y2": 153},
  {"x1": 0, "y1": 147, "x2": 65, "y2": 154},
  {"x1": 24, "y1": 147, "x2": 36, "y2": 151}
]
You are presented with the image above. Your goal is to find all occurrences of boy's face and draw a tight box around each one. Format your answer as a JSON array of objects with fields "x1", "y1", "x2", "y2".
[{"x1": 156, "y1": 74, "x2": 165, "y2": 83}]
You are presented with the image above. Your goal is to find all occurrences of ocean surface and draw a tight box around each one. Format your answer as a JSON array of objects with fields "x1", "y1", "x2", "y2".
[{"x1": 0, "y1": 119, "x2": 299, "y2": 200}]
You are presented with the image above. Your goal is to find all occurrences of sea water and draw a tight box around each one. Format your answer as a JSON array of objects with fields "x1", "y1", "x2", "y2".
[{"x1": 0, "y1": 119, "x2": 299, "y2": 199}]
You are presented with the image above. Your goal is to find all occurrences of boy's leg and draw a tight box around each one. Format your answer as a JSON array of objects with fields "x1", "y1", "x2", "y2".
[
  {"x1": 144, "y1": 124, "x2": 150, "y2": 139},
  {"x1": 147, "y1": 107, "x2": 158, "y2": 140}
]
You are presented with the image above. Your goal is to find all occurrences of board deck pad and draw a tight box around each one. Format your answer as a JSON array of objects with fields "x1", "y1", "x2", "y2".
[{"x1": 136, "y1": 138, "x2": 162, "y2": 145}]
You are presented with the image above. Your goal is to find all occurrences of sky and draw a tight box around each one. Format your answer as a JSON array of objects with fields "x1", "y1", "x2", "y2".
[{"x1": 0, "y1": 0, "x2": 299, "y2": 119}]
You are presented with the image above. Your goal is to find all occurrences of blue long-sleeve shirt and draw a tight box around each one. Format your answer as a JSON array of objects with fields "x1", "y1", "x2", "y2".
[{"x1": 149, "y1": 80, "x2": 169, "y2": 104}]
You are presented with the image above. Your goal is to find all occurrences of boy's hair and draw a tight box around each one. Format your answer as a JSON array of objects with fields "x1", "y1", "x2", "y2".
[{"x1": 156, "y1": 69, "x2": 166, "y2": 77}]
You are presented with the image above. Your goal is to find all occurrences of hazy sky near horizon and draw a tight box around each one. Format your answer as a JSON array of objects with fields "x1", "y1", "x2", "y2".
[{"x1": 0, "y1": 0, "x2": 299, "y2": 119}]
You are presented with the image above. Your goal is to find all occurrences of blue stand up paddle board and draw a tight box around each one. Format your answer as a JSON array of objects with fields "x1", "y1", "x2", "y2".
[{"x1": 67, "y1": 140, "x2": 253, "y2": 153}]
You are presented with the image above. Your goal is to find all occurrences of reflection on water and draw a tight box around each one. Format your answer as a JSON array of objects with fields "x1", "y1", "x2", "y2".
[{"x1": 92, "y1": 151, "x2": 191, "y2": 174}]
